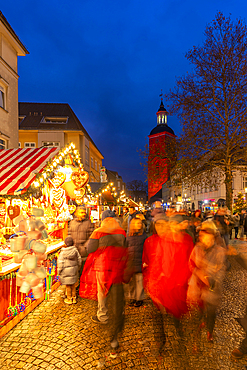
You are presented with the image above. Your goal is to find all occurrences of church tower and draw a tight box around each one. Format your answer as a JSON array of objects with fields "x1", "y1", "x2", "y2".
[{"x1": 148, "y1": 95, "x2": 175, "y2": 201}]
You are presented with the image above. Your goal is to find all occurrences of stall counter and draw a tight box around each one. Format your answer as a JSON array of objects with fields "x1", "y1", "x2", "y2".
[{"x1": 0, "y1": 240, "x2": 64, "y2": 339}]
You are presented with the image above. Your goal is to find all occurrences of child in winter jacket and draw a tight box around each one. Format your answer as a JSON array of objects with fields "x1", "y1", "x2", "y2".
[{"x1": 58, "y1": 236, "x2": 82, "y2": 304}]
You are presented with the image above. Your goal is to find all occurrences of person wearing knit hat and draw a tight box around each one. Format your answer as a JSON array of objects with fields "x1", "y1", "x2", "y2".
[{"x1": 58, "y1": 237, "x2": 82, "y2": 305}]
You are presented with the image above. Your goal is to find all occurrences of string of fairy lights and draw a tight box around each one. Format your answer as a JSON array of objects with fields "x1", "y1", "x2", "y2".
[
  {"x1": 86, "y1": 182, "x2": 127, "y2": 205},
  {"x1": 0, "y1": 142, "x2": 129, "y2": 205},
  {"x1": 0, "y1": 143, "x2": 81, "y2": 200},
  {"x1": 32, "y1": 143, "x2": 81, "y2": 190}
]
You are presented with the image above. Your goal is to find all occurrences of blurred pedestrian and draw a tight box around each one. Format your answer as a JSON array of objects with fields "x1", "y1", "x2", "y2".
[
  {"x1": 232, "y1": 212, "x2": 240, "y2": 239},
  {"x1": 187, "y1": 220, "x2": 226, "y2": 346},
  {"x1": 126, "y1": 217, "x2": 147, "y2": 307},
  {"x1": 126, "y1": 206, "x2": 140, "y2": 235},
  {"x1": 142, "y1": 213, "x2": 194, "y2": 345},
  {"x1": 121, "y1": 206, "x2": 129, "y2": 231},
  {"x1": 79, "y1": 213, "x2": 131, "y2": 351},
  {"x1": 57, "y1": 237, "x2": 82, "y2": 304},
  {"x1": 150, "y1": 199, "x2": 164, "y2": 219},
  {"x1": 239, "y1": 210, "x2": 246, "y2": 239},
  {"x1": 231, "y1": 306, "x2": 247, "y2": 359}
]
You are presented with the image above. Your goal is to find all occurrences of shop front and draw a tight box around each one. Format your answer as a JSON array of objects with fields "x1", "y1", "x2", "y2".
[{"x1": 0, "y1": 143, "x2": 89, "y2": 337}]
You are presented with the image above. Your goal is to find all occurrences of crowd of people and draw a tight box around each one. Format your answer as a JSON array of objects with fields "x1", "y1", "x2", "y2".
[{"x1": 57, "y1": 202, "x2": 247, "y2": 360}]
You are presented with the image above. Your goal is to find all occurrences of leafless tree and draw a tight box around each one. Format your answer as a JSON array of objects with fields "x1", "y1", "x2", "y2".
[{"x1": 167, "y1": 12, "x2": 247, "y2": 210}]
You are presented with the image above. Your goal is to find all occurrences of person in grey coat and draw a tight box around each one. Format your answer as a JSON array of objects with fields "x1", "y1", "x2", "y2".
[
  {"x1": 67, "y1": 205, "x2": 94, "y2": 288},
  {"x1": 58, "y1": 236, "x2": 82, "y2": 304},
  {"x1": 126, "y1": 217, "x2": 147, "y2": 307},
  {"x1": 68, "y1": 206, "x2": 94, "y2": 259}
]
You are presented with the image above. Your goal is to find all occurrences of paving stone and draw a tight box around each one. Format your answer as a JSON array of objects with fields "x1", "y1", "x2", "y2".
[{"x1": 1, "y1": 244, "x2": 247, "y2": 369}]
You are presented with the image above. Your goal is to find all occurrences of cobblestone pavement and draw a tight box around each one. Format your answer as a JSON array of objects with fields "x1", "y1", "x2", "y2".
[{"x1": 1, "y1": 241, "x2": 247, "y2": 369}]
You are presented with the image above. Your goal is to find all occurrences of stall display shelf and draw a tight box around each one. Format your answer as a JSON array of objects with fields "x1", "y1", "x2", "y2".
[{"x1": 0, "y1": 240, "x2": 64, "y2": 276}]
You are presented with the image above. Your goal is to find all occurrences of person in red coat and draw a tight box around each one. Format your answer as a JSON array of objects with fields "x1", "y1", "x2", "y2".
[
  {"x1": 79, "y1": 212, "x2": 131, "y2": 351},
  {"x1": 142, "y1": 213, "x2": 194, "y2": 339}
]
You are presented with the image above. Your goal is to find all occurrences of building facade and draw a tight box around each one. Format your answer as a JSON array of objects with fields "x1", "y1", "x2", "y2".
[
  {"x1": 0, "y1": 12, "x2": 28, "y2": 149},
  {"x1": 19, "y1": 102, "x2": 103, "y2": 181},
  {"x1": 162, "y1": 169, "x2": 247, "y2": 211}
]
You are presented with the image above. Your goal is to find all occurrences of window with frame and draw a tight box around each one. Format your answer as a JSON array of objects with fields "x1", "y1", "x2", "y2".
[
  {"x1": 91, "y1": 157, "x2": 94, "y2": 168},
  {"x1": 24, "y1": 142, "x2": 36, "y2": 148},
  {"x1": 85, "y1": 147, "x2": 89, "y2": 165},
  {"x1": 95, "y1": 160, "x2": 97, "y2": 171},
  {"x1": 0, "y1": 138, "x2": 6, "y2": 149},
  {"x1": 0, "y1": 86, "x2": 5, "y2": 109},
  {"x1": 41, "y1": 142, "x2": 60, "y2": 148},
  {"x1": 42, "y1": 117, "x2": 68, "y2": 124},
  {"x1": 243, "y1": 177, "x2": 247, "y2": 190},
  {"x1": 117, "y1": 181, "x2": 121, "y2": 190}
]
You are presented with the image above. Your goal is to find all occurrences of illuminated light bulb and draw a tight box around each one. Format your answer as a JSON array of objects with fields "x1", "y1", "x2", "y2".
[
  {"x1": 110, "y1": 183, "x2": 113, "y2": 186},
  {"x1": 113, "y1": 187, "x2": 116, "y2": 191},
  {"x1": 43, "y1": 173, "x2": 47, "y2": 179},
  {"x1": 59, "y1": 156, "x2": 62, "y2": 161},
  {"x1": 99, "y1": 193, "x2": 102, "y2": 196},
  {"x1": 33, "y1": 181, "x2": 39, "y2": 188}
]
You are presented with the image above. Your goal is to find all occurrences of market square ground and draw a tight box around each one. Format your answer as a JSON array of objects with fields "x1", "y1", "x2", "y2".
[{"x1": 1, "y1": 240, "x2": 247, "y2": 370}]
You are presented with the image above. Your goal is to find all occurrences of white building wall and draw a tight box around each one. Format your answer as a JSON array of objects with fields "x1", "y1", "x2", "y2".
[{"x1": 183, "y1": 170, "x2": 246, "y2": 209}]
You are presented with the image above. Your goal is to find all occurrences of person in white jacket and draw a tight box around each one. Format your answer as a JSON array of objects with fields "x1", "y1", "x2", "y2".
[{"x1": 58, "y1": 236, "x2": 81, "y2": 304}]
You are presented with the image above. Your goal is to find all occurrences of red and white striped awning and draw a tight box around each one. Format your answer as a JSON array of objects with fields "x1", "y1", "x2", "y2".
[{"x1": 0, "y1": 147, "x2": 59, "y2": 195}]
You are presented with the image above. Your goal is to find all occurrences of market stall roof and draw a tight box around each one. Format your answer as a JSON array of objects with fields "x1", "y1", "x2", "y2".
[{"x1": 0, "y1": 147, "x2": 59, "y2": 195}]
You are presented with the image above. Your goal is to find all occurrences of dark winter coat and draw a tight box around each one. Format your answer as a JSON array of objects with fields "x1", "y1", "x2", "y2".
[
  {"x1": 126, "y1": 232, "x2": 147, "y2": 273},
  {"x1": 127, "y1": 211, "x2": 140, "y2": 234},
  {"x1": 58, "y1": 245, "x2": 82, "y2": 285},
  {"x1": 68, "y1": 217, "x2": 94, "y2": 260}
]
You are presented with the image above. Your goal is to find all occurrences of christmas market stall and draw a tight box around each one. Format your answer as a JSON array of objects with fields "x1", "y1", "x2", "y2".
[
  {"x1": 86, "y1": 181, "x2": 127, "y2": 223},
  {"x1": 0, "y1": 143, "x2": 89, "y2": 337}
]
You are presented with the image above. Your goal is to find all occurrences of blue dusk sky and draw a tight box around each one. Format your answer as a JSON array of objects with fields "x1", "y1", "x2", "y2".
[{"x1": 1, "y1": 1, "x2": 247, "y2": 183}]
